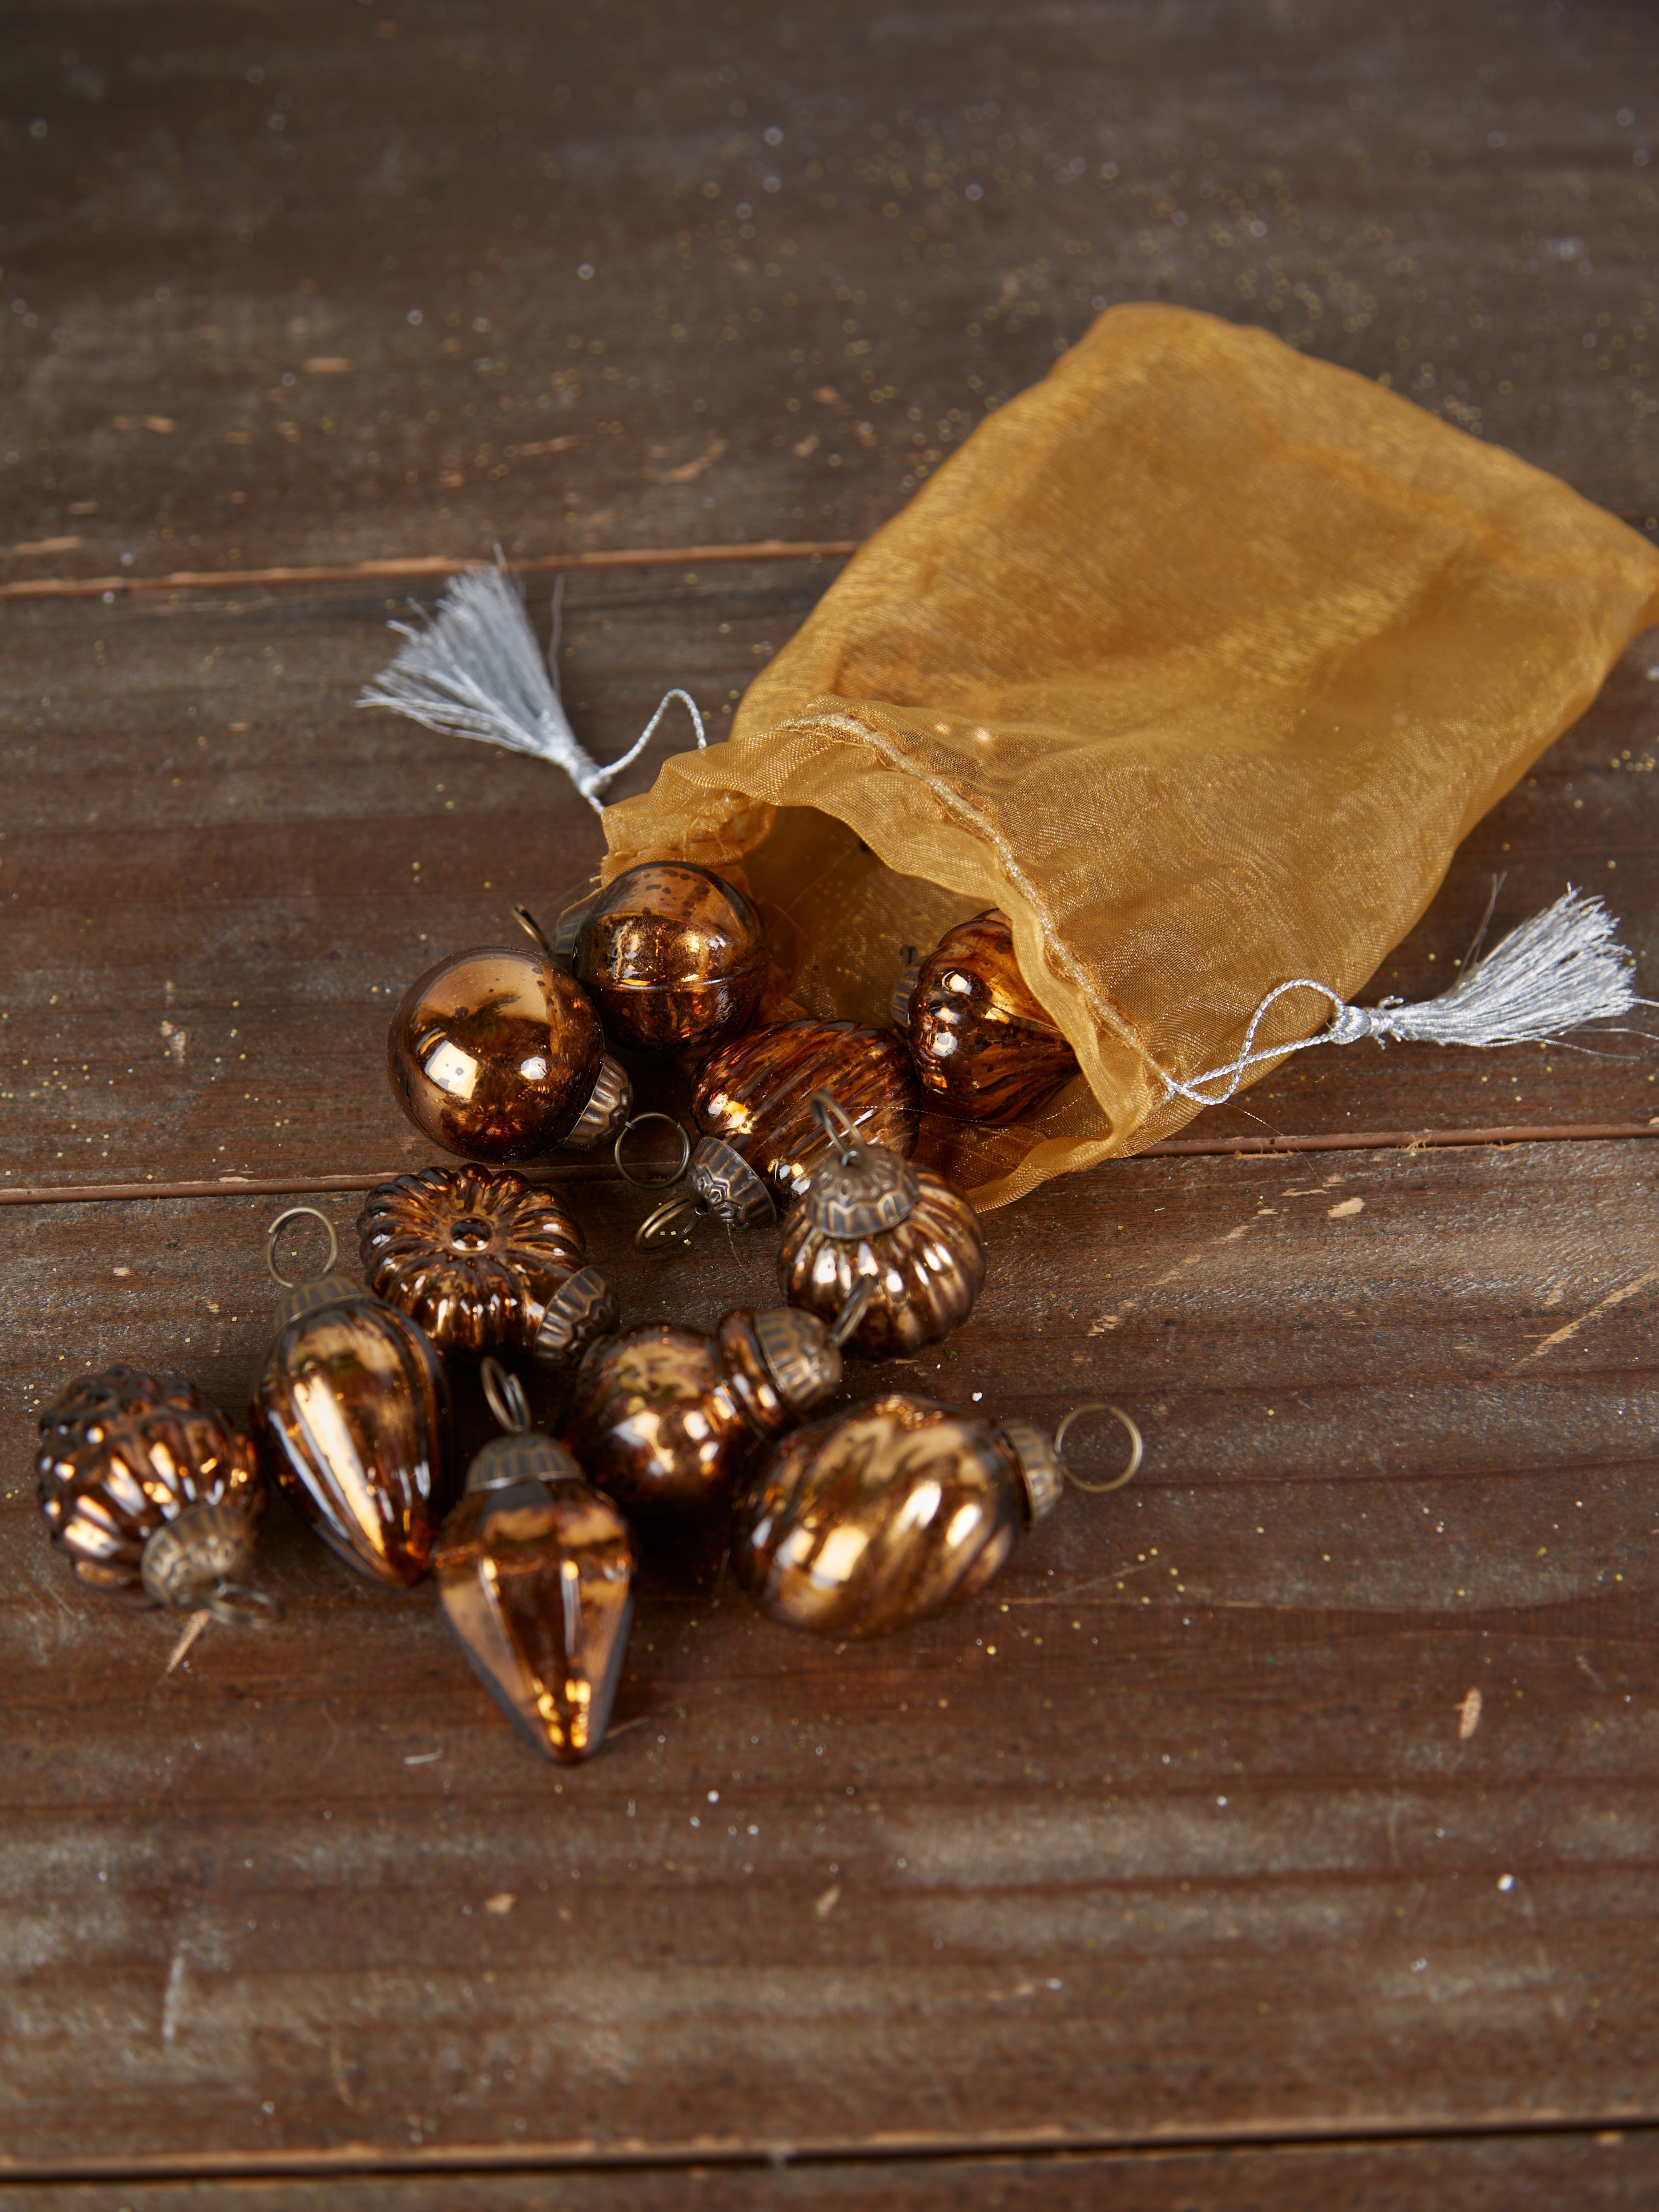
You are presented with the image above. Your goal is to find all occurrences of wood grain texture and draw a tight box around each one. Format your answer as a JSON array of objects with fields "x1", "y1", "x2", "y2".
[{"x1": 4, "y1": 1144, "x2": 1659, "y2": 2173}]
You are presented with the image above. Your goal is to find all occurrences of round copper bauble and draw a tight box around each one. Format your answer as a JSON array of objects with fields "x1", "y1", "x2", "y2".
[
  {"x1": 358, "y1": 1164, "x2": 615, "y2": 1361},
  {"x1": 732, "y1": 1392, "x2": 1025, "y2": 1637},
  {"x1": 563, "y1": 1307, "x2": 843, "y2": 1515},
  {"x1": 388, "y1": 946, "x2": 628, "y2": 1164},
  {"x1": 694, "y1": 1019, "x2": 921, "y2": 1208},
  {"x1": 37, "y1": 1366, "x2": 263, "y2": 1605},
  {"x1": 898, "y1": 908, "x2": 1080, "y2": 1123},
  {"x1": 573, "y1": 862, "x2": 767, "y2": 1051}
]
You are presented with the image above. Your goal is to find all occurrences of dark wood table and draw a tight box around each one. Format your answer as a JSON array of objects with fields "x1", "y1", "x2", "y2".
[{"x1": 5, "y1": 3, "x2": 1659, "y2": 2204}]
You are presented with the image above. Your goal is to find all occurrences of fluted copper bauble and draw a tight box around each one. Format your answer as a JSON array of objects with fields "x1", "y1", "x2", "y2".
[
  {"x1": 37, "y1": 1366, "x2": 265, "y2": 1610},
  {"x1": 573, "y1": 861, "x2": 767, "y2": 1051},
  {"x1": 255, "y1": 1261, "x2": 453, "y2": 1587},
  {"x1": 563, "y1": 1306, "x2": 845, "y2": 1515},
  {"x1": 435, "y1": 1376, "x2": 635, "y2": 1764},
  {"x1": 894, "y1": 908, "x2": 1080, "y2": 1123},
  {"x1": 389, "y1": 945, "x2": 629, "y2": 1163},
  {"x1": 779, "y1": 1093, "x2": 986, "y2": 1358},
  {"x1": 358, "y1": 1164, "x2": 616, "y2": 1363}
]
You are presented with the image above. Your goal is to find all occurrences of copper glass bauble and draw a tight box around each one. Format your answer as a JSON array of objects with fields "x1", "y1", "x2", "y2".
[
  {"x1": 388, "y1": 945, "x2": 630, "y2": 1163},
  {"x1": 563, "y1": 1306, "x2": 846, "y2": 1515},
  {"x1": 894, "y1": 908, "x2": 1080, "y2": 1123},
  {"x1": 36, "y1": 1365, "x2": 265, "y2": 1612},
  {"x1": 254, "y1": 1227, "x2": 453, "y2": 1587},
  {"x1": 358, "y1": 1164, "x2": 616, "y2": 1363},
  {"x1": 573, "y1": 862, "x2": 767, "y2": 1052},
  {"x1": 434, "y1": 1369, "x2": 635, "y2": 1765},
  {"x1": 778, "y1": 1092, "x2": 986, "y2": 1357}
]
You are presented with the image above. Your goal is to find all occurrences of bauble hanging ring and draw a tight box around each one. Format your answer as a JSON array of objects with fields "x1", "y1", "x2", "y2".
[
  {"x1": 265, "y1": 1205, "x2": 340, "y2": 1288},
  {"x1": 480, "y1": 1356, "x2": 533, "y2": 1436},
  {"x1": 1052, "y1": 1401, "x2": 1143, "y2": 1494},
  {"x1": 614, "y1": 1112, "x2": 693, "y2": 1189}
]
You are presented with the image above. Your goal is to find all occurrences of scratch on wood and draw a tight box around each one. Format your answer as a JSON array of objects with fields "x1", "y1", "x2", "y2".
[
  {"x1": 160, "y1": 1947, "x2": 188, "y2": 2045},
  {"x1": 1458, "y1": 1687, "x2": 1483, "y2": 1739},
  {"x1": 1514, "y1": 1268, "x2": 1659, "y2": 1366},
  {"x1": 814, "y1": 1884, "x2": 840, "y2": 1920},
  {"x1": 164, "y1": 1611, "x2": 210, "y2": 1674}
]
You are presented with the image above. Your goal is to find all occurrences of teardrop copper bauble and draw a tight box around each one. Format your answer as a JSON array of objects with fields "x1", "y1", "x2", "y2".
[
  {"x1": 694, "y1": 1019, "x2": 921, "y2": 1208},
  {"x1": 733, "y1": 1393, "x2": 1025, "y2": 1637},
  {"x1": 36, "y1": 1366, "x2": 263, "y2": 1604},
  {"x1": 779, "y1": 1168, "x2": 986, "y2": 1358},
  {"x1": 574, "y1": 862, "x2": 767, "y2": 1051},
  {"x1": 435, "y1": 1433, "x2": 635, "y2": 1765},
  {"x1": 388, "y1": 945, "x2": 622, "y2": 1162},
  {"x1": 358, "y1": 1163, "x2": 612, "y2": 1360},
  {"x1": 906, "y1": 908, "x2": 1080, "y2": 1122},
  {"x1": 563, "y1": 1308, "x2": 841, "y2": 1515},
  {"x1": 255, "y1": 1287, "x2": 453, "y2": 1586}
]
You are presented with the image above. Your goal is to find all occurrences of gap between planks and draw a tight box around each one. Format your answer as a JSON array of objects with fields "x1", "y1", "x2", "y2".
[
  {"x1": 4, "y1": 1122, "x2": 1656, "y2": 1208},
  {"x1": 0, "y1": 538, "x2": 861, "y2": 602}
]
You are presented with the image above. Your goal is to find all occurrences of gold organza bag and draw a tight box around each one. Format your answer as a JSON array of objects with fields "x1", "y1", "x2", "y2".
[{"x1": 597, "y1": 305, "x2": 1659, "y2": 1205}]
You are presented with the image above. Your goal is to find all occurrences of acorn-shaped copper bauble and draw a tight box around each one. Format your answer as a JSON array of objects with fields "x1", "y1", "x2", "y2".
[
  {"x1": 572, "y1": 861, "x2": 767, "y2": 1052},
  {"x1": 779, "y1": 1092, "x2": 986, "y2": 1358},
  {"x1": 635, "y1": 1018, "x2": 920, "y2": 1250},
  {"x1": 734, "y1": 1394, "x2": 1140, "y2": 1638},
  {"x1": 253, "y1": 1208, "x2": 454, "y2": 1587},
  {"x1": 893, "y1": 908, "x2": 1080, "y2": 1122},
  {"x1": 562, "y1": 1296, "x2": 864, "y2": 1515},
  {"x1": 358, "y1": 1164, "x2": 617, "y2": 1363},
  {"x1": 36, "y1": 1365, "x2": 273, "y2": 1619},
  {"x1": 434, "y1": 1361, "x2": 635, "y2": 1764},
  {"x1": 388, "y1": 939, "x2": 630, "y2": 1164}
]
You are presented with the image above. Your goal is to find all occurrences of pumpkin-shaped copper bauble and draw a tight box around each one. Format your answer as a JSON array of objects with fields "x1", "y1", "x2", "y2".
[
  {"x1": 388, "y1": 944, "x2": 629, "y2": 1164},
  {"x1": 733, "y1": 1395, "x2": 1141, "y2": 1638},
  {"x1": 638, "y1": 1019, "x2": 920, "y2": 1251},
  {"x1": 893, "y1": 908, "x2": 1080, "y2": 1123},
  {"x1": 434, "y1": 1362, "x2": 635, "y2": 1765},
  {"x1": 36, "y1": 1365, "x2": 268, "y2": 1616},
  {"x1": 573, "y1": 861, "x2": 767, "y2": 1052},
  {"x1": 358, "y1": 1164, "x2": 617, "y2": 1363},
  {"x1": 253, "y1": 1209, "x2": 453, "y2": 1587},
  {"x1": 779, "y1": 1092, "x2": 986, "y2": 1358},
  {"x1": 563, "y1": 1304, "x2": 852, "y2": 1515}
]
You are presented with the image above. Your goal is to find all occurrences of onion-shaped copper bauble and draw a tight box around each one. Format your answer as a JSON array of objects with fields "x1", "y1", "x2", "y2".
[
  {"x1": 36, "y1": 1366, "x2": 265, "y2": 1611},
  {"x1": 254, "y1": 1213, "x2": 453, "y2": 1587},
  {"x1": 893, "y1": 908, "x2": 1080, "y2": 1123},
  {"x1": 563, "y1": 1306, "x2": 847, "y2": 1515},
  {"x1": 388, "y1": 945, "x2": 629, "y2": 1164},
  {"x1": 778, "y1": 1093, "x2": 986, "y2": 1358},
  {"x1": 573, "y1": 862, "x2": 767, "y2": 1052},
  {"x1": 435, "y1": 1365, "x2": 635, "y2": 1765},
  {"x1": 639, "y1": 1019, "x2": 921, "y2": 1250},
  {"x1": 358, "y1": 1164, "x2": 617, "y2": 1363}
]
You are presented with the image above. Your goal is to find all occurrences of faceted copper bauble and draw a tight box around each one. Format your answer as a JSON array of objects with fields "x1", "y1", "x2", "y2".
[
  {"x1": 694, "y1": 1020, "x2": 921, "y2": 1207},
  {"x1": 358, "y1": 1164, "x2": 615, "y2": 1362},
  {"x1": 388, "y1": 945, "x2": 627, "y2": 1163},
  {"x1": 733, "y1": 1393, "x2": 1026, "y2": 1637},
  {"x1": 574, "y1": 862, "x2": 767, "y2": 1051},
  {"x1": 36, "y1": 1366, "x2": 263, "y2": 1604},
  {"x1": 255, "y1": 1277, "x2": 453, "y2": 1586},
  {"x1": 564, "y1": 1307, "x2": 843, "y2": 1515},
  {"x1": 900, "y1": 908, "x2": 1080, "y2": 1123},
  {"x1": 435, "y1": 1429, "x2": 635, "y2": 1765},
  {"x1": 779, "y1": 1164, "x2": 987, "y2": 1358}
]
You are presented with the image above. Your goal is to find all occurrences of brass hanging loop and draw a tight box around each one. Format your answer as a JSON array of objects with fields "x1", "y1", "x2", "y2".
[
  {"x1": 613, "y1": 1112, "x2": 693, "y2": 1189},
  {"x1": 808, "y1": 1088, "x2": 864, "y2": 1163},
  {"x1": 829, "y1": 1279, "x2": 876, "y2": 1346},
  {"x1": 265, "y1": 1205, "x2": 340, "y2": 1288},
  {"x1": 200, "y1": 1583, "x2": 284, "y2": 1628},
  {"x1": 481, "y1": 1356, "x2": 533, "y2": 1435},
  {"x1": 1052, "y1": 1401, "x2": 1143, "y2": 1494},
  {"x1": 513, "y1": 904, "x2": 555, "y2": 956}
]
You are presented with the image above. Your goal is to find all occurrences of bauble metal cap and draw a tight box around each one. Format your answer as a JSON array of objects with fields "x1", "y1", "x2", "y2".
[{"x1": 753, "y1": 1307, "x2": 843, "y2": 1414}]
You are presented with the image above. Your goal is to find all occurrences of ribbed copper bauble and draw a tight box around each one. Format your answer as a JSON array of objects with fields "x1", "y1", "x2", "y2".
[
  {"x1": 778, "y1": 1092, "x2": 986, "y2": 1358},
  {"x1": 893, "y1": 908, "x2": 1080, "y2": 1122},
  {"x1": 434, "y1": 1364, "x2": 635, "y2": 1765},
  {"x1": 358, "y1": 1164, "x2": 616, "y2": 1363},
  {"x1": 254, "y1": 1212, "x2": 453, "y2": 1587},
  {"x1": 388, "y1": 945, "x2": 629, "y2": 1163},
  {"x1": 573, "y1": 861, "x2": 767, "y2": 1051},
  {"x1": 36, "y1": 1366, "x2": 265, "y2": 1613},
  {"x1": 563, "y1": 1306, "x2": 847, "y2": 1515}
]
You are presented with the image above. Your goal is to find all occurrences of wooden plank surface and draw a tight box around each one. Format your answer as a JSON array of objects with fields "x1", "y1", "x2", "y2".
[{"x1": 5, "y1": 0, "x2": 1659, "y2": 2195}]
